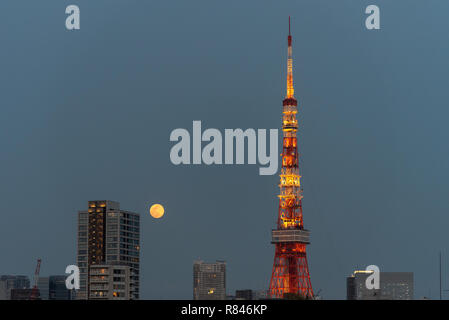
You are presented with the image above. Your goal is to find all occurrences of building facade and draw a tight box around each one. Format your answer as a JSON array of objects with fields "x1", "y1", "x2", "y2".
[
  {"x1": 89, "y1": 265, "x2": 131, "y2": 299},
  {"x1": 347, "y1": 271, "x2": 414, "y2": 300},
  {"x1": 193, "y1": 260, "x2": 226, "y2": 300},
  {"x1": 77, "y1": 200, "x2": 140, "y2": 300}
]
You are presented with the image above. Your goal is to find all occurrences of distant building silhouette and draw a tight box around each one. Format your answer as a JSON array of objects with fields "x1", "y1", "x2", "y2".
[
  {"x1": 235, "y1": 289, "x2": 253, "y2": 300},
  {"x1": 38, "y1": 276, "x2": 73, "y2": 300},
  {"x1": 193, "y1": 260, "x2": 226, "y2": 300},
  {"x1": 0, "y1": 275, "x2": 30, "y2": 300},
  {"x1": 253, "y1": 289, "x2": 269, "y2": 300},
  {"x1": 347, "y1": 270, "x2": 413, "y2": 300},
  {"x1": 37, "y1": 277, "x2": 50, "y2": 300},
  {"x1": 10, "y1": 288, "x2": 36, "y2": 300}
]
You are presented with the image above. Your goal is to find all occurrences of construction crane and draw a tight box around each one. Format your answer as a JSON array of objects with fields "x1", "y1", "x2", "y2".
[{"x1": 29, "y1": 258, "x2": 41, "y2": 300}]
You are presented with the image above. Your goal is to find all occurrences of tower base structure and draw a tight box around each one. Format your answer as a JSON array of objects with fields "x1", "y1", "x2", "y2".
[{"x1": 269, "y1": 235, "x2": 313, "y2": 299}]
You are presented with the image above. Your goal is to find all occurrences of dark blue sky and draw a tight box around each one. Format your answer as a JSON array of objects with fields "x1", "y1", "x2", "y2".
[{"x1": 1, "y1": 0, "x2": 449, "y2": 299}]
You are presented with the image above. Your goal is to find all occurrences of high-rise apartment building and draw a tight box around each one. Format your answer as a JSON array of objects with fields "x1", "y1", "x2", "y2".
[
  {"x1": 77, "y1": 200, "x2": 140, "y2": 300},
  {"x1": 193, "y1": 260, "x2": 226, "y2": 300},
  {"x1": 347, "y1": 270, "x2": 414, "y2": 300}
]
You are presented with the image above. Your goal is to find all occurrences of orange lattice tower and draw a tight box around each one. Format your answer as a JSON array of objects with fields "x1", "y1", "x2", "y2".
[{"x1": 269, "y1": 17, "x2": 313, "y2": 299}]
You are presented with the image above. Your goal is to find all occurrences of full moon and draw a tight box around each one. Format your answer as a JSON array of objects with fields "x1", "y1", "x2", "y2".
[{"x1": 150, "y1": 204, "x2": 165, "y2": 219}]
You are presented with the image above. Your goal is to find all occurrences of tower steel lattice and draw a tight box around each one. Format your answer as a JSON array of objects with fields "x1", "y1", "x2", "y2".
[{"x1": 269, "y1": 17, "x2": 313, "y2": 299}]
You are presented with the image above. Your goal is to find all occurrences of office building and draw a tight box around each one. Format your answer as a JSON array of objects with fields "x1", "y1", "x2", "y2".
[
  {"x1": 347, "y1": 270, "x2": 414, "y2": 300},
  {"x1": 77, "y1": 200, "x2": 140, "y2": 299},
  {"x1": 193, "y1": 260, "x2": 226, "y2": 300}
]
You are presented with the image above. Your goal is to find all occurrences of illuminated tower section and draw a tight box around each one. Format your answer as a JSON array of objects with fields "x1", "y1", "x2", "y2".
[{"x1": 269, "y1": 18, "x2": 313, "y2": 299}]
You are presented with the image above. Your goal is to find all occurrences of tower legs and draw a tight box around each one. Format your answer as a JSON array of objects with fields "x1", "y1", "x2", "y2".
[{"x1": 269, "y1": 243, "x2": 313, "y2": 299}]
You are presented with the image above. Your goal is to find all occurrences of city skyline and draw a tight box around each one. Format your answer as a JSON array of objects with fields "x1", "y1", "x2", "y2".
[
  {"x1": 1, "y1": 1, "x2": 449, "y2": 300},
  {"x1": 0, "y1": 256, "x2": 431, "y2": 300}
]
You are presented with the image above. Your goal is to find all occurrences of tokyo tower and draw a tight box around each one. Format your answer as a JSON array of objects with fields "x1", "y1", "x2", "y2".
[{"x1": 269, "y1": 17, "x2": 314, "y2": 299}]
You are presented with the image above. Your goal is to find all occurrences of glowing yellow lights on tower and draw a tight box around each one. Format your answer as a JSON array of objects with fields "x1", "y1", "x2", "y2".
[
  {"x1": 286, "y1": 20, "x2": 294, "y2": 99},
  {"x1": 150, "y1": 203, "x2": 165, "y2": 219},
  {"x1": 286, "y1": 54, "x2": 294, "y2": 98},
  {"x1": 280, "y1": 174, "x2": 300, "y2": 187}
]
